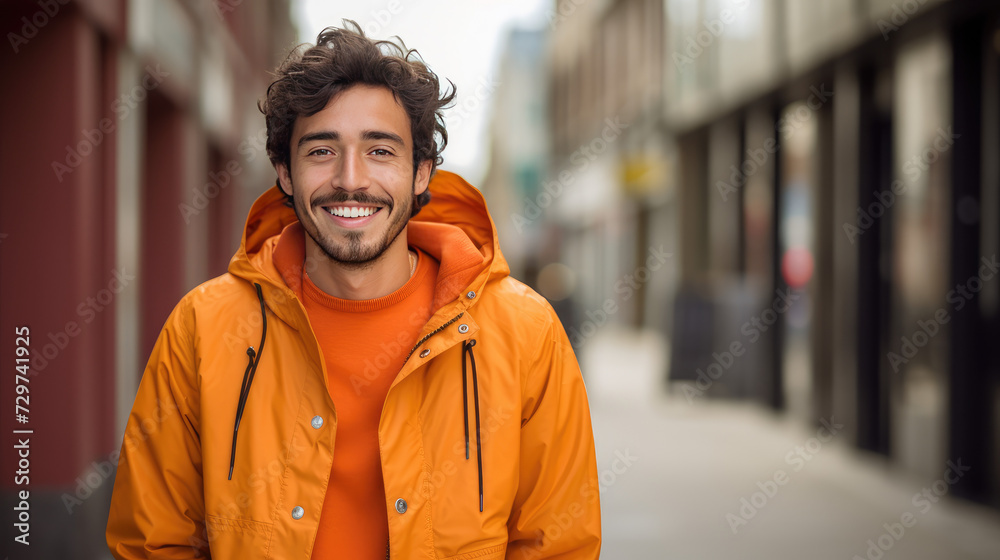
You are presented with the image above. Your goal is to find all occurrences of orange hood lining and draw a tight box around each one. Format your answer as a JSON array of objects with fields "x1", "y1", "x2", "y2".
[{"x1": 230, "y1": 170, "x2": 507, "y2": 317}]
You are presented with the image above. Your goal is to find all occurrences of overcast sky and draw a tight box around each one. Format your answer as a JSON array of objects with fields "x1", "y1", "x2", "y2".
[{"x1": 292, "y1": 0, "x2": 551, "y2": 185}]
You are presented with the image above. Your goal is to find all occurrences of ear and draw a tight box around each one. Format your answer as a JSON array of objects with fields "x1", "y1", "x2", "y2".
[
  {"x1": 275, "y1": 163, "x2": 292, "y2": 196},
  {"x1": 414, "y1": 159, "x2": 432, "y2": 196}
]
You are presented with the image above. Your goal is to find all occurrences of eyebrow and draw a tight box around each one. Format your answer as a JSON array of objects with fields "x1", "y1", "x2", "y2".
[
  {"x1": 296, "y1": 129, "x2": 406, "y2": 149},
  {"x1": 297, "y1": 131, "x2": 338, "y2": 148},
  {"x1": 360, "y1": 129, "x2": 405, "y2": 146}
]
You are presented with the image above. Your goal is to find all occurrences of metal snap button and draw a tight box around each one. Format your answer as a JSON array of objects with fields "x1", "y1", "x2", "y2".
[
  {"x1": 311, "y1": 415, "x2": 324, "y2": 429},
  {"x1": 458, "y1": 324, "x2": 469, "y2": 334},
  {"x1": 419, "y1": 349, "x2": 430, "y2": 358},
  {"x1": 395, "y1": 498, "x2": 407, "y2": 514},
  {"x1": 291, "y1": 506, "x2": 304, "y2": 519},
  {"x1": 466, "y1": 291, "x2": 476, "y2": 299}
]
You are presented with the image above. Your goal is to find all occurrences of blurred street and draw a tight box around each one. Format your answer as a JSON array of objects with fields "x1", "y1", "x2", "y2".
[
  {"x1": 5, "y1": 0, "x2": 1000, "y2": 557},
  {"x1": 584, "y1": 329, "x2": 1000, "y2": 559}
]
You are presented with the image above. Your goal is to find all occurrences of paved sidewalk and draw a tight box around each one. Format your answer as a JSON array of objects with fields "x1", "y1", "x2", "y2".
[{"x1": 581, "y1": 328, "x2": 1000, "y2": 559}]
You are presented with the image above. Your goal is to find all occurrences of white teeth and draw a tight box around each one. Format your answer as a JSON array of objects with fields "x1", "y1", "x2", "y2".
[{"x1": 326, "y1": 206, "x2": 377, "y2": 218}]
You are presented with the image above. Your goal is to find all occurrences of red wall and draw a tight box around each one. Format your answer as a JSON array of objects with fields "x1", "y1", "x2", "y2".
[
  {"x1": 140, "y1": 91, "x2": 187, "y2": 358},
  {"x1": 0, "y1": 3, "x2": 117, "y2": 487}
]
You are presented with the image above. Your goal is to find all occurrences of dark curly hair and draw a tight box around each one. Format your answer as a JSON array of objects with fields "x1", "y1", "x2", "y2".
[{"x1": 259, "y1": 20, "x2": 456, "y2": 216}]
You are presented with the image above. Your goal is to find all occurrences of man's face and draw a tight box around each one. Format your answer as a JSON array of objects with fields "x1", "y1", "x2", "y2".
[{"x1": 276, "y1": 84, "x2": 431, "y2": 267}]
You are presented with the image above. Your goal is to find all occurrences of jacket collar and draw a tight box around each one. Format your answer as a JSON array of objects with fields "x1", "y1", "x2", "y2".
[{"x1": 227, "y1": 170, "x2": 510, "y2": 331}]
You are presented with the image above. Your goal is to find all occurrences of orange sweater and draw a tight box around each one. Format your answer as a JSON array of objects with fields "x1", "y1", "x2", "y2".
[{"x1": 273, "y1": 224, "x2": 438, "y2": 558}]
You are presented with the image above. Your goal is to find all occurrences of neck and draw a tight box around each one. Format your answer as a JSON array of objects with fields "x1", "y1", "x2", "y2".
[{"x1": 303, "y1": 232, "x2": 413, "y2": 301}]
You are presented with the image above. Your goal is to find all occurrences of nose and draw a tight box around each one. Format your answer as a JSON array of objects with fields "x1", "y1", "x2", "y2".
[{"x1": 334, "y1": 148, "x2": 371, "y2": 193}]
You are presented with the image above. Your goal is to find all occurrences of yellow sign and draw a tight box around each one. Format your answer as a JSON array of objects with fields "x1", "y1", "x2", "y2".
[{"x1": 620, "y1": 156, "x2": 669, "y2": 195}]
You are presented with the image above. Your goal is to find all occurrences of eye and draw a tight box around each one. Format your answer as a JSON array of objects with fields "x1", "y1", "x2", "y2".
[
  {"x1": 308, "y1": 148, "x2": 333, "y2": 157},
  {"x1": 370, "y1": 148, "x2": 395, "y2": 157}
]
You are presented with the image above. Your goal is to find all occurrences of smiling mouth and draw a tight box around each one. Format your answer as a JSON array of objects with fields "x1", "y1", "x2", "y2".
[{"x1": 322, "y1": 205, "x2": 383, "y2": 219}]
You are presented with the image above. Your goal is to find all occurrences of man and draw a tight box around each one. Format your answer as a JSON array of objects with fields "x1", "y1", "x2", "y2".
[{"x1": 106, "y1": 22, "x2": 601, "y2": 560}]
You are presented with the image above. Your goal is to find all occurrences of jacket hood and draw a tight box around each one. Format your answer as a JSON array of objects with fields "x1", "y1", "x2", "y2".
[
  {"x1": 109, "y1": 178, "x2": 602, "y2": 560},
  {"x1": 227, "y1": 170, "x2": 510, "y2": 328}
]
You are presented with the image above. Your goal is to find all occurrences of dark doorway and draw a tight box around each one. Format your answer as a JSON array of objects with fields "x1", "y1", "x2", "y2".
[{"x1": 856, "y1": 66, "x2": 893, "y2": 456}]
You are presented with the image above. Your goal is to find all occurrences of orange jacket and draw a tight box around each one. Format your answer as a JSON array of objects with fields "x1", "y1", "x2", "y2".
[{"x1": 106, "y1": 171, "x2": 601, "y2": 559}]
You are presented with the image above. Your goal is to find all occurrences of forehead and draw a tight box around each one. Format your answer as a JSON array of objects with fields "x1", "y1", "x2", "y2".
[{"x1": 292, "y1": 84, "x2": 411, "y2": 145}]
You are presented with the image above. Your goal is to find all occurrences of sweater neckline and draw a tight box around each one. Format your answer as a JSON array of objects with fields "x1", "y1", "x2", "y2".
[{"x1": 301, "y1": 248, "x2": 431, "y2": 313}]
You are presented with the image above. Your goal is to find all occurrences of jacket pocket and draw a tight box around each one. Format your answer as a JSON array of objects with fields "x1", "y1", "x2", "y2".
[
  {"x1": 441, "y1": 542, "x2": 506, "y2": 560},
  {"x1": 205, "y1": 514, "x2": 273, "y2": 557}
]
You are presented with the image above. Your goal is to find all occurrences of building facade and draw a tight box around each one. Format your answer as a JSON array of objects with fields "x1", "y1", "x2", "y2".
[
  {"x1": 0, "y1": 0, "x2": 295, "y2": 556},
  {"x1": 544, "y1": 0, "x2": 676, "y2": 348},
  {"x1": 536, "y1": 0, "x2": 999, "y2": 510},
  {"x1": 667, "y1": 0, "x2": 1000, "y2": 508}
]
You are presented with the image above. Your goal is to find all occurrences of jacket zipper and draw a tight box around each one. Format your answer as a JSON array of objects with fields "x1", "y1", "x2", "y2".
[
  {"x1": 401, "y1": 312, "x2": 464, "y2": 364},
  {"x1": 385, "y1": 311, "x2": 465, "y2": 559}
]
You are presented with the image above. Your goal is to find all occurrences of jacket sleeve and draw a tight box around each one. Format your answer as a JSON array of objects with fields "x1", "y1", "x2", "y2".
[
  {"x1": 506, "y1": 307, "x2": 602, "y2": 559},
  {"x1": 106, "y1": 298, "x2": 208, "y2": 559}
]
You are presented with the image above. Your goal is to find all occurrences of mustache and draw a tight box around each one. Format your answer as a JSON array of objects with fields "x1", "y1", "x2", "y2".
[{"x1": 312, "y1": 191, "x2": 393, "y2": 209}]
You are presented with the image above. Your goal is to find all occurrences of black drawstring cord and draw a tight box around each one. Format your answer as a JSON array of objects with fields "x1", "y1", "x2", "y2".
[
  {"x1": 462, "y1": 339, "x2": 484, "y2": 512},
  {"x1": 229, "y1": 283, "x2": 268, "y2": 480},
  {"x1": 229, "y1": 347, "x2": 255, "y2": 475},
  {"x1": 462, "y1": 344, "x2": 470, "y2": 460}
]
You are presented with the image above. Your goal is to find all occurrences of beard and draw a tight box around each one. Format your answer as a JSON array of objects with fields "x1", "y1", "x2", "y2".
[{"x1": 291, "y1": 177, "x2": 416, "y2": 270}]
